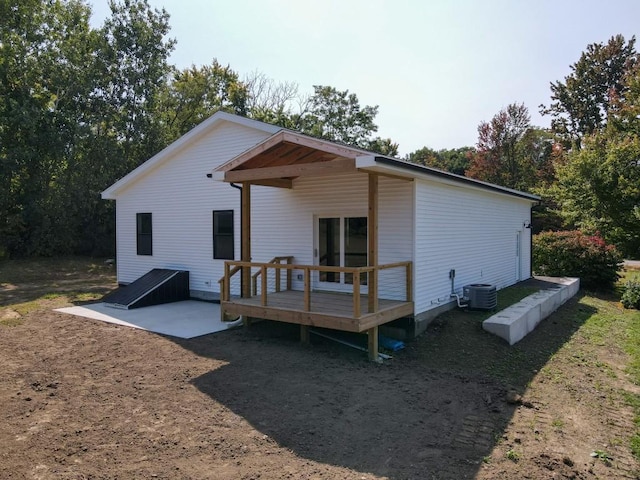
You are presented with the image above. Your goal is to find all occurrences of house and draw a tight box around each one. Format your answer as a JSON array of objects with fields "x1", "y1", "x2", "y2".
[{"x1": 102, "y1": 112, "x2": 539, "y2": 359}]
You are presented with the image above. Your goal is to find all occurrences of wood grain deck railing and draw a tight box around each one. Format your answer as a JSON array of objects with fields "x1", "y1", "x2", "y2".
[
  {"x1": 251, "y1": 256, "x2": 294, "y2": 296},
  {"x1": 220, "y1": 260, "x2": 412, "y2": 318}
]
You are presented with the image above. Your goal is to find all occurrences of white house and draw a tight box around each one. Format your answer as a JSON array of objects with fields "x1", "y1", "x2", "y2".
[{"x1": 102, "y1": 112, "x2": 539, "y2": 358}]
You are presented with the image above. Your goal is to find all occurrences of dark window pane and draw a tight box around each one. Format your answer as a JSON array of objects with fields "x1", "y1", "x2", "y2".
[
  {"x1": 136, "y1": 213, "x2": 152, "y2": 255},
  {"x1": 213, "y1": 210, "x2": 234, "y2": 259},
  {"x1": 319, "y1": 217, "x2": 340, "y2": 282},
  {"x1": 215, "y1": 236, "x2": 234, "y2": 260},
  {"x1": 344, "y1": 217, "x2": 367, "y2": 284}
]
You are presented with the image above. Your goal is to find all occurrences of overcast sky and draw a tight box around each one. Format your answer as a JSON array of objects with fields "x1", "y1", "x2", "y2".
[{"x1": 89, "y1": 0, "x2": 640, "y2": 155}]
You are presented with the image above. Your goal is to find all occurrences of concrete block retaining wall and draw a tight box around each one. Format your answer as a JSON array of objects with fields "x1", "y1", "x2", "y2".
[{"x1": 482, "y1": 277, "x2": 580, "y2": 345}]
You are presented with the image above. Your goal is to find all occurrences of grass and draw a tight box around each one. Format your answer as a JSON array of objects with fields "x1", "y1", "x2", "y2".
[
  {"x1": 0, "y1": 256, "x2": 116, "y2": 327},
  {"x1": 417, "y1": 268, "x2": 640, "y2": 462},
  {"x1": 416, "y1": 284, "x2": 571, "y2": 385},
  {"x1": 505, "y1": 448, "x2": 521, "y2": 462},
  {"x1": 619, "y1": 267, "x2": 640, "y2": 459}
]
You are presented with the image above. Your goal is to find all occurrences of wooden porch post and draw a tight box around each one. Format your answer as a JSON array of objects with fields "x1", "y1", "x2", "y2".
[
  {"x1": 241, "y1": 182, "x2": 251, "y2": 326},
  {"x1": 368, "y1": 173, "x2": 378, "y2": 313},
  {"x1": 367, "y1": 326, "x2": 379, "y2": 362},
  {"x1": 367, "y1": 173, "x2": 379, "y2": 362}
]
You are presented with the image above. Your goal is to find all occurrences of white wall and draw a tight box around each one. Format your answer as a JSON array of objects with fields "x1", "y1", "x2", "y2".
[
  {"x1": 250, "y1": 173, "x2": 414, "y2": 298},
  {"x1": 114, "y1": 121, "x2": 273, "y2": 294},
  {"x1": 112, "y1": 116, "x2": 533, "y2": 315},
  {"x1": 414, "y1": 178, "x2": 533, "y2": 315}
]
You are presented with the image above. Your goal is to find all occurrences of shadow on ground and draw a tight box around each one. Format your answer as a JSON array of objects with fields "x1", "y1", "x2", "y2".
[{"x1": 172, "y1": 293, "x2": 596, "y2": 479}]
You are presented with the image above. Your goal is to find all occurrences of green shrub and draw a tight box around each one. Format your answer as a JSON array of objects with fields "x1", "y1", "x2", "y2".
[
  {"x1": 622, "y1": 281, "x2": 640, "y2": 309},
  {"x1": 533, "y1": 230, "x2": 622, "y2": 290}
]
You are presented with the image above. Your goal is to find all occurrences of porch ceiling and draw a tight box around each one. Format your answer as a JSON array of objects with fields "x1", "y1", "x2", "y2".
[{"x1": 214, "y1": 131, "x2": 369, "y2": 187}]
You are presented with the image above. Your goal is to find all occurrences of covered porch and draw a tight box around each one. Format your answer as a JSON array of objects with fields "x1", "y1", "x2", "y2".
[{"x1": 213, "y1": 131, "x2": 414, "y2": 360}]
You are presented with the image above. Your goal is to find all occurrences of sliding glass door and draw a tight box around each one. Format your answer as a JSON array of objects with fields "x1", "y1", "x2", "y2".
[{"x1": 316, "y1": 216, "x2": 367, "y2": 290}]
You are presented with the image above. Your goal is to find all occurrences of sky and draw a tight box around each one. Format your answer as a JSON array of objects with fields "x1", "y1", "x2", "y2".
[{"x1": 89, "y1": 0, "x2": 640, "y2": 156}]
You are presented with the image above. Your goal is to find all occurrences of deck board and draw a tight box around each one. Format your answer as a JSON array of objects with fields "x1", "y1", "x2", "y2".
[{"x1": 222, "y1": 290, "x2": 413, "y2": 333}]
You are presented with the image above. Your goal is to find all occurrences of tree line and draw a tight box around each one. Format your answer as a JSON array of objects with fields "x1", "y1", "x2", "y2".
[
  {"x1": 1, "y1": 0, "x2": 638, "y2": 259},
  {"x1": 0, "y1": 0, "x2": 396, "y2": 257}
]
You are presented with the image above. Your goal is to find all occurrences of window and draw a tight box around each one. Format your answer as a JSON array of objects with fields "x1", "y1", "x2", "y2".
[
  {"x1": 136, "y1": 213, "x2": 153, "y2": 255},
  {"x1": 213, "y1": 210, "x2": 234, "y2": 260}
]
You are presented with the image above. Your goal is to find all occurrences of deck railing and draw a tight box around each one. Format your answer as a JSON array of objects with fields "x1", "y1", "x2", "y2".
[
  {"x1": 251, "y1": 256, "x2": 294, "y2": 295},
  {"x1": 220, "y1": 260, "x2": 412, "y2": 318}
]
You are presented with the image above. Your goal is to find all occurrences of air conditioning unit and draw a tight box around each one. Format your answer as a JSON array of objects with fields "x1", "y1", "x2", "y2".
[{"x1": 463, "y1": 284, "x2": 497, "y2": 310}]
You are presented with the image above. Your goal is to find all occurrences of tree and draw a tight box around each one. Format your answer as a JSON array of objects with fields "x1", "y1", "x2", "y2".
[
  {"x1": 553, "y1": 62, "x2": 640, "y2": 257},
  {"x1": 466, "y1": 103, "x2": 536, "y2": 189},
  {"x1": 554, "y1": 130, "x2": 640, "y2": 258},
  {"x1": 0, "y1": 0, "x2": 176, "y2": 257},
  {"x1": 290, "y1": 85, "x2": 398, "y2": 155},
  {"x1": 541, "y1": 35, "x2": 638, "y2": 147},
  {"x1": 406, "y1": 146, "x2": 474, "y2": 175},
  {"x1": 0, "y1": 0, "x2": 97, "y2": 255},
  {"x1": 244, "y1": 71, "x2": 301, "y2": 127},
  {"x1": 292, "y1": 86, "x2": 378, "y2": 145},
  {"x1": 0, "y1": 2, "x2": 400, "y2": 258},
  {"x1": 159, "y1": 60, "x2": 249, "y2": 141},
  {"x1": 93, "y1": 0, "x2": 175, "y2": 168}
]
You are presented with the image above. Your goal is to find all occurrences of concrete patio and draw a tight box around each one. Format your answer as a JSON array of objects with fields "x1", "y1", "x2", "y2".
[{"x1": 56, "y1": 300, "x2": 240, "y2": 339}]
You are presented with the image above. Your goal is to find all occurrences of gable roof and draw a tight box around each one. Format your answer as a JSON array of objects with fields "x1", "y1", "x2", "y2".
[
  {"x1": 358, "y1": 156, "x2": 540, "y2": 202},
  {"x1": 101, "y1": 111, "x2": 281, "y2": 199},
  {"x1": 213, "y1": 128, "x2": 540, "y2": 203}
]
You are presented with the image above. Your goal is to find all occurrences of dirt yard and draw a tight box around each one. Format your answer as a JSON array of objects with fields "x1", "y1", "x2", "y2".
[{"x1": 1, "y1": 258, "x2": 639, "y2": 479}]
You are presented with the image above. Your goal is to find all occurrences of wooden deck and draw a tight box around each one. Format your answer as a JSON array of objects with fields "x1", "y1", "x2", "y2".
[
  {"x1": 222, "y1": 289, "x2": 414, "y2": 333},
  {"x1": 219, "y1": 259, "x2": 413, "y2": 360}
]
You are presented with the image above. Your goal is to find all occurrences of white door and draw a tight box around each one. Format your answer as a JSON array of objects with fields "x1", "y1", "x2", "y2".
[{"x1": 315, "y1": 216, "x2": 368, "y2": 292}]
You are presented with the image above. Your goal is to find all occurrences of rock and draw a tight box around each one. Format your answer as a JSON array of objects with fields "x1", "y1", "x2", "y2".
[{"x1": 505, "y1": 390, "x2": 522, "y2": 404}]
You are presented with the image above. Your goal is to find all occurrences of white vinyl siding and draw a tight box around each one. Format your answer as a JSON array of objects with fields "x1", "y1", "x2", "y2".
[
  {"x1": 250, "y1": 173, "x2": 414, "y2": 299},
  {"x1": 413, "y1": 178, "x2": 533, "y2": 315},
  {"x1": 109, "y1": 114, "x2": 535, "y2": 317},
  {"x1": 114, "y1": 122, "x2": 273, "y2": 291}
]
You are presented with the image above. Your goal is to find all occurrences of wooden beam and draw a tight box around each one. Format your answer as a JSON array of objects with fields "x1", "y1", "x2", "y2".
[
  {"x1": 225, "y1": 158, "x2": 355, "y2": 183},
  {"x1": 304, "y1": 267, "x2": 311, "y2": 311},
  {"x1": 406, "y1": 262, "x2": 413, "y2": 302},
  {"x1": 353, "y1": 272, "x2": 361, "y2": 318},
  {"x1": 367, "y1": 326, "x2": 379, "y2": 362},
  {"x1": 221, "y1": 302, "x2": 361, "y2": 332},
  {"x1": 218, "y1": 131, "x2": 287, "y2": 172},
  {"x1": 221, "y1": 299, "x2": 414, "y2": 333},
  {"x1": 244, "y1": 145, "x2": 331, "y2": 169},
  {"x1": 241, "y1": 182, "x2": 251, "y2": 299},
  {"x1": 261, "y1": 265, "x2": 267, "y2": 305},
  {"x1": 300, "y1": 325, "x2": 310, "y2": 345},
  {"x1": 216, "y1": 130, "x2": 364, "y2": 173},
  {"x1": 280, "y1": 131, "x2": 365, "y2": 159},
  {"x1": 368, "y1": 173, "x2": 379, "y2": 313},
  {"x1": 357, "y1": 303, "x2": 415, "y2": 332},
  {"x1": 248, "y1": 179, "x2": 293, "y2": 189}
]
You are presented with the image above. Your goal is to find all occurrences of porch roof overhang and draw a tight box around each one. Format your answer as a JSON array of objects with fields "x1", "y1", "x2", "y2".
[
  {"x1": 211, "y1": 129, "x2": 540, "y2": 202},
  {"x1": 211, "y1": 130, "x2": 374, "y2": 188}
]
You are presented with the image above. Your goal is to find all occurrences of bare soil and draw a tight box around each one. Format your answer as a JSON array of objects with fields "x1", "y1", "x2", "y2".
[{"x1": 1, "y1": 258, "x2": 638, "y2": 479}]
